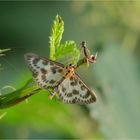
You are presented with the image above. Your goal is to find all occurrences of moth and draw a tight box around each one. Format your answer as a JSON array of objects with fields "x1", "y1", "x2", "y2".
[{"x1": 24, "y1": 42, "x2": 97, "y2": 104}]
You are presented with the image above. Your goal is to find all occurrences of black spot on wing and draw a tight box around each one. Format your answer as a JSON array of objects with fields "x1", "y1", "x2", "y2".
[
  {"x1": 41, "y1": 68, "x2": 47, "y2": 74},
  {"x1": 42, "y1": 60, "x2": 49, "y2": 65},
  {"x1": 49, "y1": 79, "x2": 56, "y2": 84},
  {"x1": 84, "y1": 90, "x2": 90, "y2": 98},
  {"x1": 62, "y1": 86, "x2": 66, "y2": 92},
  {"x1": 70, "y1": 76, "x2": 74, "y2": 81},
  {"x1": 70, "y1": 77, "x2": 78, "y2": 86},
  {"x1": 66, "y1": 93, "x2": 72, "y2": 97},
  {"x1": 72, "y1": 98, "x2": 76, "y2": 103},
  {"x1": 41, "y1": 74, "x2": 46, "y2": 82},
  {"x1": 81, "y1": 85, "x2": 86, "y2": 90},
  {"x1": 58, "y1": 68, "x2": 63, "y2": 73},
  {"x1": 73, "y1": 89, "x2": 79, "y2": 95},
  {"x1": 32, "y1": 72, "x2": 38, "y2": 78},
  {"x1": 33, "y1": 57, "x2": 40, "y2": 65},
  {"x1": 51, "y1": 66, "x2": 57, "y2": 74}
]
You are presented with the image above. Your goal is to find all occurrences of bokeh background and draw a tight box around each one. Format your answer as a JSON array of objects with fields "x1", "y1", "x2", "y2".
[{"x1": 1, "y1": 1, "x2": 140, "y2": 139}]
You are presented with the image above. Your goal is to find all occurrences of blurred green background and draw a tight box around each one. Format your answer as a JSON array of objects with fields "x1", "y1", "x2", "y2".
[{"x1": 1, "y1": 1, "x2": 140, "y2": 139}]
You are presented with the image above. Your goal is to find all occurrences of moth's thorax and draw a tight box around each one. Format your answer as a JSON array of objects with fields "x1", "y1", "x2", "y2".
[{"x1": 62, "y1": 64, "x2": 75, "y2": 79}]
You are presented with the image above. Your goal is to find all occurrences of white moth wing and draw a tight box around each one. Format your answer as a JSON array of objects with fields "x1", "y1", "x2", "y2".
[
  {"x1": 57, "y1": 74, "x2": 96, "y2": 104},
  {"x1": 24, "y1": 53, "x2": 64, "y2": 89}
]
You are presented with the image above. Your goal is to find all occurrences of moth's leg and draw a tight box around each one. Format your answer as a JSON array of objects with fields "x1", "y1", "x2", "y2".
[
  {"x1": 48, "y1": 86, "x2": 58, "y2": 100},
  {"x1": 49, "y1": 77, "x2": 65, "y2": 100},
  {"x1": 48, "y1": 77, "x2": 65, "y2": 100}
]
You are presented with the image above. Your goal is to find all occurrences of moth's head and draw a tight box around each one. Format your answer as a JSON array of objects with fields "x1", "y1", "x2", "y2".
[{"x1": 87, "y1": 52, "x2": 98, "y2": 63}]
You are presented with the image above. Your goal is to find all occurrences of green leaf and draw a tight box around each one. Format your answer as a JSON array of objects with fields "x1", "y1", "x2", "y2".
[
  {"x1": 49, "y1": 15, "x2": 64, "y2": 60},
  {"x1": 56, "y1": 40, "x2": 80, "y2": 65},
  {"x1": 49, "y1": 15, "x2": 80, "y2": 65},
  {"x1": 0, "y1": 79, "x2": 41, "y2": 109}
]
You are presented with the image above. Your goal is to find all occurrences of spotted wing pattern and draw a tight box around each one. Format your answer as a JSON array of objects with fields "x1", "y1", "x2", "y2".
[
  {"x1": 24, "y1": 53, "x2": 64, "y2": 89},
  {"x1": 57, "y1": 74, "x2": 96, "y2": 104}
]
